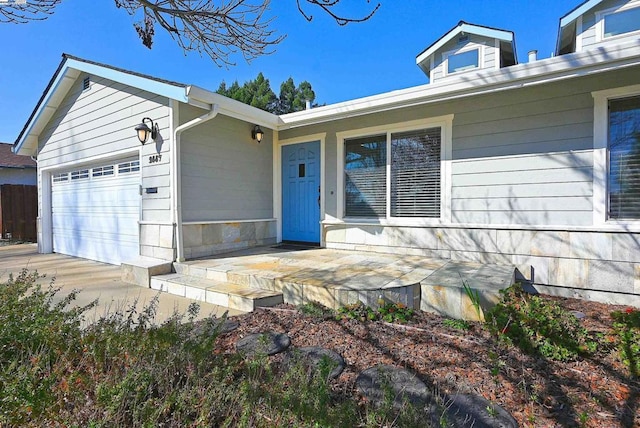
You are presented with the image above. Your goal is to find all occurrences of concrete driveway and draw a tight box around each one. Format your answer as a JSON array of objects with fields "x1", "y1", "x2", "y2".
[{"x1": 0, "y1": 244, "x2": 243, "y2": 324}]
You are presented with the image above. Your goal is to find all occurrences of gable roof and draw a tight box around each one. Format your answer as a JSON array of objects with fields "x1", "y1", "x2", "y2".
[
  {"x1": 14, "y1": 54, "x2": 280, "y2": 156},
  {"x1": 556, "y1": 0, "x2": 608, "y2": 55},
  {"x1": 416, "y1": 21, "x2": 516, "y2": 74},
  {"x1": 0, "y1": 143, "x2": 36, "y2": 168}
]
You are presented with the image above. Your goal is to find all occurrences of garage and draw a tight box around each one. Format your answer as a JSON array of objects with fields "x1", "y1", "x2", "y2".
[{"x1": 51, "y1": 158, "x2": 141, "y2": 265}]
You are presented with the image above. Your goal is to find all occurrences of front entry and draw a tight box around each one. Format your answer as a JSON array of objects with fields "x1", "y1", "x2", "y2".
[{"x1": 282, "y1": 141, "x2": 321, "y2": 243}]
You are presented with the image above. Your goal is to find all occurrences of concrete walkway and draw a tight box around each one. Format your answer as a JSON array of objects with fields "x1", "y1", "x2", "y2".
[{"x1": 0, "y1": 244, "x2": 243, "y2": 324}]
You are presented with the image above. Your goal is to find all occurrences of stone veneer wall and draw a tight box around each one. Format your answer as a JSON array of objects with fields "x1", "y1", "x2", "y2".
[
  {"x1": 182, "y1": 220, "x2": 277, "y2": 259},
  {"x1": 324, "y1": 224, "x2": 640, "y2": 305},
  {"x1": 140, "y1": 223, "x2": 176, "y2": 261}
]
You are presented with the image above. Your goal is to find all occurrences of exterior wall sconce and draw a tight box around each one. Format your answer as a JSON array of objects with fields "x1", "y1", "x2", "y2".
[
  {"x1": 251, "y1": 125, "x2": 264, "y2": 143},
  {"x1": 135, "y1": 117, "x2": 159, "y2": 145}
]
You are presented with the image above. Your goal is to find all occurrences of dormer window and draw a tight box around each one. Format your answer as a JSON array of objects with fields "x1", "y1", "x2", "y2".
[
  {"x1": 598, "y1": 2, "x2": 640, "y2": 40},
  {"x1": 445, "y1": 48, "x2": 480, "y2": 75}
]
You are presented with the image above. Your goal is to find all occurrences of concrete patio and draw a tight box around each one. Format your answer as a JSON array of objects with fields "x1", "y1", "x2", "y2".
[
  {"x1": 0, "y1": 244, "x2": 242, "y2": 324},
  {"x1": 150, "y1": 246, "x2": 516, "y2": 321}
]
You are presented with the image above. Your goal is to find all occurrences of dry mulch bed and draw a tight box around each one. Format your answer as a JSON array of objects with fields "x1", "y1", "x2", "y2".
[{"x1": 217, "y1": 296, "x2": 640, "y2": 428}]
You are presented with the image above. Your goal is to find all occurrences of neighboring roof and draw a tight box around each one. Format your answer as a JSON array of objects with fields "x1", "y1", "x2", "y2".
[
  {"x1": 416, "y1": 21, "x2": 516, "y2": 72},
  {"x1": 0, "y1": 143, "x2": 36, "y2": 168},
  {"x1": 14, "y1": 54, "x2": 280, "y2": 156},
  {"x1": 281, "y1": 38, "x2": 640, "y2": 129}
]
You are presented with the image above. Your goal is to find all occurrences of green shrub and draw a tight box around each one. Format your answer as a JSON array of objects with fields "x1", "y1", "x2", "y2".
[
  {"x1": 336, "y1": 302, "x2": 377, "y2": 322},
  {"x1": 0, "y1": 270, "x2": 431, "y2": 426},
  {"x1": 610, "y1": 308, "x2": 640, "y2": 377},
  {"x1": 336, "y1": 301, "x2": 415, "y2": 324},
  {"x1": 485, "y1": 284, "x2": 597, "y2": 361},
  {"x1": 377, "y1": 302, "x2": 414, "y2": 324},
  {"x1": 0, "y1": 269, "x2": 95, "y2": 425}
]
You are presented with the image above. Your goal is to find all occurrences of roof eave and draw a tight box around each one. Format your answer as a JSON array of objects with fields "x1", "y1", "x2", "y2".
[
  {"x1": 285, "y1": 41, "x2": 640, "y2": 129},
  {"x1": 560, "y1": 0, "x2": 602, "y2": 28},
  {"x1": 416, "y1": 22, "x2": 514, "y2": 68},
  {"x1": 186, "y1": 85, "x2": 282, "y2": 129}
]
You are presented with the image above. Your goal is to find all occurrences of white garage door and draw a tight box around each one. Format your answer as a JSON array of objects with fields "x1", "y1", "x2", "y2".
[{"x1": 51, "y1": 159, "x2": 141, "y2": 265}]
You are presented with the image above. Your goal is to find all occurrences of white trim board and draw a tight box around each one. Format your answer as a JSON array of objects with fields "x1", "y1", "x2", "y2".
[{"x1": 591, "y1": 83, "x2": 640, "y2": 227}]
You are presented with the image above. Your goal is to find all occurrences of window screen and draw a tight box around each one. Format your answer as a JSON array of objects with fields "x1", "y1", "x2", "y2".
[
  {"x1": 391, "y1": 128, "x2": 441, "y2": 217},
  {"x1": 344, "y1": 135, "x2": 387, "y2": 217},
  {"x1": 609, "y1": 96, "x2": 640, "y2": 219}
]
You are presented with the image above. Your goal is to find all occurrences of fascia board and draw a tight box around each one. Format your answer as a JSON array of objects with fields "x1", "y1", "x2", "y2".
[
  {"x1": 560, "y1": 0, "x2": 602, "y2": 27},
  {"x1": 416, "y1": 23, "x2": 514, "y2": 67},
  {"x1": 283, "y1": 40, "x2": 640, "y2": 129},
  {"x1": 66, "y1": 59, "x2": 189, "y2": 103},
  {"x1": 186, "y1": 85, "x2": 281, "y2": 129},
  {"x1": 14, "y1": 58, "x2": 190, "y2": 156}
]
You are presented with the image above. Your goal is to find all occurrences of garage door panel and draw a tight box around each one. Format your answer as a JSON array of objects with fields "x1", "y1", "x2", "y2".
[
  {"x1": 52, "y1": 216, "x2": 139, "y2": 236},
  {"x1": 51, "y1": 159, "x2": 141, "y2": 265}
]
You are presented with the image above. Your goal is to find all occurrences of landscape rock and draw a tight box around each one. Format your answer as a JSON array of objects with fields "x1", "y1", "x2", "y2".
[
  {"x1": 235, "y1": 331, "x2": 291, "y2": 356},
  {"x1": 356, "y1": 364, "x2": 435, "y2": 409},
  {"x1": 284, "y1": 346, "x2": 346, "y2": 379},
  {"x1": 443, "y1": 393, "x2": 518, "y2": 428}
]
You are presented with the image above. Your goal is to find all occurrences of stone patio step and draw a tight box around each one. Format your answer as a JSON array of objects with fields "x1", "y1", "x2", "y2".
[{"x1": 150, "y1": 273, "x2": 283, "y2": 312}]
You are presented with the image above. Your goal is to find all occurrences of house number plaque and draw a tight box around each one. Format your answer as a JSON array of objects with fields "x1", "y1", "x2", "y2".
[{"x1": 149, "y1": 154, "x2": 162, "y2": 164}]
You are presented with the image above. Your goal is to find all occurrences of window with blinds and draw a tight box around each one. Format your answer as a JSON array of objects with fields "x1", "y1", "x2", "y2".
[
  {"x1": 609, "y1": 96, "x2": 640, "y2": 219},
  {"x1": 391, "y1": 128, "x2": 441, "y2": 217},
  {"x1": 345, "y1": 135, "x2": 387, "y2": 217}
]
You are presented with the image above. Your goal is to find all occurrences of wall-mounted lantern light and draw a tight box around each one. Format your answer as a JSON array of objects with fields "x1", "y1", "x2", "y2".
[
  {"x1": 251, "y1": 125, "x2": 264, "y2": 143},
  {"x1": 134, "y1": 117, "x2": 159, "y2": 145}
]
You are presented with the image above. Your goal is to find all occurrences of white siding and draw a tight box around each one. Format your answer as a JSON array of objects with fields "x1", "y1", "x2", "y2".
[
  {"x1": 578, "y1": 0, "x2": 638, "y2": 51},
  {"x1": 37, "y1": 73, "x2": 172, "y2": 223},
  {"x1": 450, "y1": 83, "x2": 595, "y2": 226},
  {"x1": 430, "y1": 34, "x2": 499, "y2": 84},
  {"x1": 180, "y1": 107, "x2": 273, "y2": 222},
  {"x1": 280, "y1": 65, "x2": 640, "y2": 229}
]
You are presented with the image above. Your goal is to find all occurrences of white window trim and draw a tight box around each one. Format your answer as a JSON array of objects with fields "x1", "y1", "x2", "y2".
[
  {"x1": 273, "y1": 132, "x2": 327, "y2": 245},
  {"x1": 442, "y1": 44, "x2": 484, "y2": 77},
  {"x1": 592, "y1": 84, "x2": 640, "y2": 226},
  {"x1": 595, "y1": 0, "x2": 640, "y2": 43},
  {"x1": 336, "y1": 115, "x2": 453, "y2": 226},
  {"x1": 576, "y1": 15, "x2": 584, "y2": 52}
]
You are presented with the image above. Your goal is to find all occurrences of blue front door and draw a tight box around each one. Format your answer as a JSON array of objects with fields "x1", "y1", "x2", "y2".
[{"x1": 282, "y1": 141, "x2": 321, "y2": 243}]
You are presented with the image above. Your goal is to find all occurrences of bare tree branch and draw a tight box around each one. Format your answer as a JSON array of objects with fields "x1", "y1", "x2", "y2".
[
  {"x1": 297, "y1": 0, "x2": 380, "y2": 26},
  {"x1": 1, "y1": 0, "x2": 380, "y2": 66},
  {"x1": 114, "y1": 0, "x2": 284, "y2": 67},
  {"x1": 0, "y1": 0, "x2": 61, "y2": 24}
]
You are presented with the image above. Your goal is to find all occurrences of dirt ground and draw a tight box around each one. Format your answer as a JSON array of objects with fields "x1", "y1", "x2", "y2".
[{"x1": 218, "y1": 297, "x2": 640, "y2": 428}]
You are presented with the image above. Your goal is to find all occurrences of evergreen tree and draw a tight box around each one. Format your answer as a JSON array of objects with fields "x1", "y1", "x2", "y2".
[{"x1": 217, "y1": 74, "x2": 318, "y2": 115}]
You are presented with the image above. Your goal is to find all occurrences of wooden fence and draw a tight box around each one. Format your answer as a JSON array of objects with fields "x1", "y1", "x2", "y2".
[{"x1": 0, "y1": 184, "x2": 37, "y2": 241}]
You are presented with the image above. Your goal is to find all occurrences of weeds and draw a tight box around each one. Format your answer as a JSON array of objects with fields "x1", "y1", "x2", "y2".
[
  {"x1": 610, "y1": 307, "x2": 640, "y2": 377},
  {"x1": 336, "y1": 302, "x2": 377, "y2": 322},
  {"x1": 0, "y1": 270, "x2": 431, "y2": 426},
  {"x1": 298, "y1": 301, "x2": 333, "y2": 318},
  {"x1": 485, "y1": 284, "x2": 598, "y2": 361},
  {"x1": 336, "y1": 301, "x2": 415, "y2": 324},
  {"x1": 443, "y1": 318, "x2": 471, "y2": 331},
  {"x1": 461, "y1": 277, "x2": 483, "y2": 321}
]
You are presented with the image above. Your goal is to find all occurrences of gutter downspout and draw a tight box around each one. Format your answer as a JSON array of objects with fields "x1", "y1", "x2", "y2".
[{"x1": 171, "y1": 103, "x2": 219, "y2": 262}]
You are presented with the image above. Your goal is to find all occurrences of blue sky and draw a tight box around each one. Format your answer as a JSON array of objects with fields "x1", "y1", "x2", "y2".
[{"x1": 0, "y1": 0, "x2": 580, "y2": 143}]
